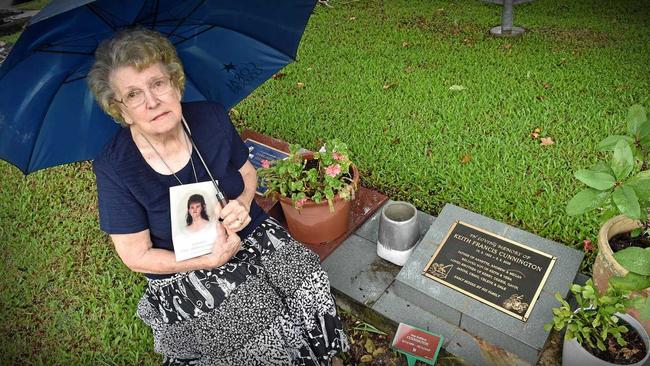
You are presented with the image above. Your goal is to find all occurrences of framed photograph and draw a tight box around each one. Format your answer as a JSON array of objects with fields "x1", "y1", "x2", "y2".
[{"x1": 169, "y1": 181, "x2": 219, "y2": 261}]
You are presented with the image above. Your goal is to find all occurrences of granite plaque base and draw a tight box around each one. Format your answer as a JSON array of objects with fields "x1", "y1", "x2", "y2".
[{"x1": 394, "y1": 204, "x2": 584, "y2": 364}]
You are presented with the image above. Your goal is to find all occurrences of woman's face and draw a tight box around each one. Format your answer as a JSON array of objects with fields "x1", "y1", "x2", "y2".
[
  {"x1": 188, "y1": 202, "x2": 203, "y2": 220},
  {"x1": 110, "y1": 62, "x2": 182, "y2": 137}
]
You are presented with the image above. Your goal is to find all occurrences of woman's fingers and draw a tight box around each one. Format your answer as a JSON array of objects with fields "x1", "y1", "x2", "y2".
[
  {"x1": 206, "y1": 222, "x2": 240, "y2": 268},
  {"x1": 213, "y1": 221, "x2": 227, "y2": 246},
  {"x1": 224, "y1": 225, "x2": 238, "y2": 239},
  {"x1": 213, "y1": 222, "x2": 240, "y2": 248},
  {"x1": 228, "y1": 214, "x2": 251, "y2": 231},
  {"x1": 223, "y1": 226, "x2": 242, "y2": 252},
  {"x1": 213, "y1": 203, "x2": 223, "y2": 222},
  {"x1": 220, "y1": 200, "x2": 250, "y2": 231}
]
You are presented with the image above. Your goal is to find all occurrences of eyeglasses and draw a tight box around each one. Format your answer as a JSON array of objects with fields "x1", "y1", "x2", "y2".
[{"x1": 114, "y1": 76, "x2": 173, "y2": 109}]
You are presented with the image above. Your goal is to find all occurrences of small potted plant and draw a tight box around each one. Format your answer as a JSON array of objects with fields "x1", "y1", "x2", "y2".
[
  {"x1": 546, "y1": 280, "x2": 649, "y2": 365},
  {"x1": 258, "y1": 139, "x2": 359, "y2": 244},
  {"x1": 566, "y1": 104, "x2": 650, "y2": 332}
]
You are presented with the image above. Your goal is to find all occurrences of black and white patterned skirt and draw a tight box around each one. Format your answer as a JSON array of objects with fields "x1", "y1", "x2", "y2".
[{"x1": 136, "y1": 218, "x2": 348, "y2": 365}]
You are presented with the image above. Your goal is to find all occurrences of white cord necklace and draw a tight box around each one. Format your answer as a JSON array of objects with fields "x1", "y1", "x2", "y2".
[{"x1": 140, "y1": 129, "x2": 198, "y2": 185}]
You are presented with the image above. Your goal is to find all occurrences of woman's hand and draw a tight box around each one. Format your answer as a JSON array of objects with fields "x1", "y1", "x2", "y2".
[
  {"x1": 215, "y1": 199, "x2": 251, "y2": 232},
  {"x1": 203, "y1": 220, "x2": 241, "y2": 268}
]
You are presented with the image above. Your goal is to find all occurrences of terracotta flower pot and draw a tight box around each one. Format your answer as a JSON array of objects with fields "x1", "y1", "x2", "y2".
[
  {"x1": 562, "y1": 312, "x2": 649, "y2": 366},
  {"x1": 278, "y1": 163, "x2": 359, "y2": 245},
  {"x1": 593, "y1": 215, "x2": 650, "y2": 334}
]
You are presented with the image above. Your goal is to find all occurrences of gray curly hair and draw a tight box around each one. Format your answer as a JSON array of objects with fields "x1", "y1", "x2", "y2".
[{"x1": 87, "y1": 28, "x2": 185, "y2": 126}]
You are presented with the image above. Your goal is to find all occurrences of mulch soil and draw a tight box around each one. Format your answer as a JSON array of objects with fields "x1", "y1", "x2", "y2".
[
  {"x1": 609, "y1": 231, "x2": 650, "y2": 252},
  {"x1": 338, "y1": 310, "x2": 466, "y2": 366},
  {"x1": 339, "y1": 311, "x2": 408, "y2": 366},
  {"x1": 581, "y1": 319, "x2": 648, "y2": 364}
]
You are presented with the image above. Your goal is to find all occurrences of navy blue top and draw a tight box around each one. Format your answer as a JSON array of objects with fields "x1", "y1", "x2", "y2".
[{"x1": 93, "y1": 101, "x2": 268, "y2": 279}]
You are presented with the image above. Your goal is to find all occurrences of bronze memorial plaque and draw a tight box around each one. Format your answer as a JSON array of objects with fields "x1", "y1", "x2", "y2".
[{"x1": 423, "y1": 221, "x2": 556, "y2": 321}]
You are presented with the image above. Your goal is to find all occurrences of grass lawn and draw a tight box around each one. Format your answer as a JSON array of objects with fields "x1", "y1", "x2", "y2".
[{"x1": 1, "y1": 0, "x2": 649, "y2": 364}]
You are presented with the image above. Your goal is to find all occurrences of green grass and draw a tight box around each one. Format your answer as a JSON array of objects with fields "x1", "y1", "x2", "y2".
[
  {"x1": 15, "y1": 0, "x2": 51, "y2": 11},
  {"x1": 0, "y1": 163, "x2": 157, "y2": 364},
  {"x1": 1, "y1": 0, "x2": 649, "y2": 363},
  {"x1": 236, "y1": 0, "x2": 649, "y2": 245},
  {"x1": 0, "y1": 0, "x2": 48, "y2": 44},
  {"x1": 0, "y1": 32, "x2": 20, "y2": 45}
]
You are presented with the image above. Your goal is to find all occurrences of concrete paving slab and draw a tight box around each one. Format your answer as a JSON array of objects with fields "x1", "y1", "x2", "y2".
[
  {"x1": 354, "y1": 206, "x2": 382, "y2": 243},
  {"x1": 445, "y1": 328, "x2": 484, "y2": 366},
  {"x1": 459, "y1": 313, "x2": 539, "y2": 364},
  {"x1": 322, "y1": 234, "x2": 399, "y2": 306},
  {"x1": 392, "y1": 275, "x2": 468, "y2": 326},
  {"x1": 446, "y1": 327, "x2": 533, "y2": 366},
  {"x1": 371, "y1": 287, "x2": 461, "y2": 348}
]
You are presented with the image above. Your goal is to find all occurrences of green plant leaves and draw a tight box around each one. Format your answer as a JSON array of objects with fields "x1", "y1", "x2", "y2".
[
  {"x1": 611, "y1": 140, "x2": 634, "y2": 181},
  {"x1": 290, "y1": 180, "x2": 304, "y2": 192},
  {"x1": 627, "y1": 170, "x2": 650, "y2": 204},
  {"x1": 597, "y1": 135, "x2": 634, "y2": 151},
  {"x1": 353, "y1": 322, "x2": 387, "y2": 335},
  {"x1": 612, "y1": 185, "x2": 641, "y2": 219},
  {"x1": 634, "y1": 297, "x2": 650, "y2": 320},
  {"x1": 575, "y1": 105, "x2": 650, "y2": 225},
  {"x1": 582, "y1": 285, "x2": 596, "y2": 299},
  {"x1": 574, "y1": 169, "x2": 616, "y2": 190},
  {"x1": 566, "y1": 188, "x2": 609, "y2": 216},
  {"x1": 612, "y1": 247, "x2": 650, "y2": 275},
  {"x1": 590, "y1": 161, "x2": 616, "y2": 176},
  {"x1": 550, "y1": 280, "x2": 634, "y2": 349},
  {"x1": 641, "y1": 135, "x2": 650, "y2": 150},
  {"x1": 627, "y1": 104, "x2": 649, "y2": 139},
  {"x1": 257, "y1": 139, "x2": 355, "y2": 209},
  {"x1": 600, "y1": 205, "x2": 619, "y2": 224},
  {"x1": 609, "y1": 272, "x2": 650, "y2": 291}
]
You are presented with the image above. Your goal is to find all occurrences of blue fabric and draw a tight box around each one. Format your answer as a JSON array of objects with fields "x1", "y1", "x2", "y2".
[
  {"x1": 93, "y1": 101, "x2": 268, "y2": 279},
  {"x1": 0, "y1": 0, "x2": 317, "y2": 174}
]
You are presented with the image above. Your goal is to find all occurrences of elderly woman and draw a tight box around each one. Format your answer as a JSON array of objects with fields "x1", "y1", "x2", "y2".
[{"x1": 88, "y1": 28, "x2": 347, "y2": 365}]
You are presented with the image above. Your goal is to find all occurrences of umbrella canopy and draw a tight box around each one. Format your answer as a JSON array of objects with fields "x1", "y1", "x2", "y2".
[{"x1": 0, "y1": 0, "x2": 316, "y2": 174}]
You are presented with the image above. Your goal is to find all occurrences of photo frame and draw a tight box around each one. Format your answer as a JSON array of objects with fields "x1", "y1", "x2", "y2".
[{"x1": 169, "y1": 181, "x2": 219, "y2": 261}]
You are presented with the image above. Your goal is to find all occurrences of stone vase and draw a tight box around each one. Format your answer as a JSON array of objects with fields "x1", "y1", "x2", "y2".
[
  {"x1": 376, "y1": 201, "x2": 419, "y2": 266},
  {"x1": 593, "y1": 215, "x2": 650, "y2": 334}
]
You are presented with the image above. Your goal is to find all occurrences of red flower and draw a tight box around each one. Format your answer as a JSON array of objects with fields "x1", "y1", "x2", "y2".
[
  {"x1": 325, "y1": 164, "x2": 341, "y2": 177},
  {"x1": 295, "y1": 198, "x2": 308, "y2": 208},
  {"x1": 261, "y1": 159, "x2": 271, "y2": 169},
  {"x1": 583, "y1": 239, "x2": 594, "y2": 252}
]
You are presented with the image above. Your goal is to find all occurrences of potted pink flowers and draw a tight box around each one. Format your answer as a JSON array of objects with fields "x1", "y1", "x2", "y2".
[{"x1": 258, "y1": 139, "x2": 359, "y2": 244}]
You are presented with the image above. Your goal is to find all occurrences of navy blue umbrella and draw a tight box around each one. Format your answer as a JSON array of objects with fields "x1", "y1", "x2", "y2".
[{"x1": 0, "y1": 0, "x2": 316, "y2": 174}]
